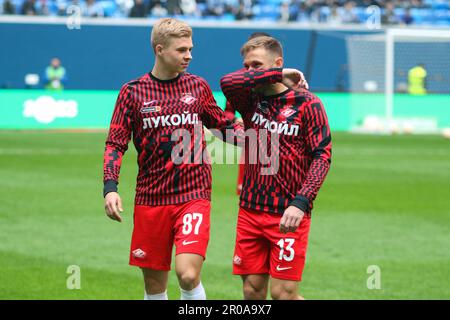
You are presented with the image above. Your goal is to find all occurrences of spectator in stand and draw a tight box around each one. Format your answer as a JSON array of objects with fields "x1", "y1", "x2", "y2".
[
  {"x1": 205, "y1": 0, "x2": 225, "y2": 16},
  {"x1": 129, "y1": 0, "x2": 147, "y2": 17},
  {"x1": 291, "y1": 0, "x2": 313, "y2": 22},
  {"x1": 166, "y1": 0, "x2": 181, "y2": 15},
  {"x1": 409, "y1": 0, "x2": 423, "y2": 8},
  {"x1": 5, "y1": 0, "x2": 448, "y2": 26},
  {"x1": 234, "y1": 0, "x2": 253, "y2": 20},
  {"x1": 56, "y1": 0, "x2": 68, "y2": 16},
  {"x1": 38, "y1": 0, "x2": 51, "y2": 15},
  {"x1": 21, "y1": 0, "x2": 37, "y2": 15},
  {"x1": 150, "y1": 1, "x2": 168, "y2": 16},
  {"x1": 339, "y1": 1, "x2": 359, "y2": 23},
  {"x1": 328, "y1": 3, "x2": 343, "y2": 24},
  {"x1": 279, "y1": 1, "x2": 291, "y2": 22},
  {"x1": 116, "y1": 0, "x2": 135, "y2": 17},
  {"x1": 307, "y1": 0, "x2": 322, "y2": 22},
  {"x1": 401, "y1": 7, "x2": 414, "y2": 25},
  {"x1": 82, "y1": 0, "x2": 104, "y2": 17},
  {"x1": 382, "y1": 1, "x2": 399, "y2": 24},
  {"x1": 180, "y1": 0, "x2": 198, "y2": 16},
  {"x1": 3, "y1": 0, "x2": 16, "y2": 14}
]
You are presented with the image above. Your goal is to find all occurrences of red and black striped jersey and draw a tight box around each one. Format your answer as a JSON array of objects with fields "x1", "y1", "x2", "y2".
[
  {"x1": 224, "y1": 68, "x2": 247, "y2": 121},
  {"x1": 103, "y1": 72, "x2": 241, "y2": 206},
  {"x1": 224, "y1": 100, "x2": 236, "y2": 121},
  {"x1": 220, "y1": 68, "x2": 332, "y2": 215}
]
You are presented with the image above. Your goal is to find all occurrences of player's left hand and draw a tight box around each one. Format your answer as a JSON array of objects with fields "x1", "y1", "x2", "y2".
[
  {"x1": 235, "y1": 117, "x2": 244, "y2": 126},
  {"x1": 104, "y1": 192, "x2": 123, "y2": 222},
  {"x1": 281, "y1": 69, "x2": 309, "y2": 91},
  {"x1": 280, "y1": 206, "x2": 305, "y2": 234}
]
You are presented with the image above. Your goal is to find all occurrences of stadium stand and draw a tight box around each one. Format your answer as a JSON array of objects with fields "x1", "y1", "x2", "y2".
[{"x1": 0, "y1": 0, "x2": 450, "y2": 25}]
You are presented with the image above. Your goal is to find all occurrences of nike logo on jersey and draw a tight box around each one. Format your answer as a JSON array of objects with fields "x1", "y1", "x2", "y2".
[
  {"x1": 182, "y1": 240, "x2": 199, "y2": 246},
  {"x1": 276, "y1": 265, "x2": 292, "y2": 271},
  {"x1": 143, "y1": 100, "x2": 158, "y2": 106}
]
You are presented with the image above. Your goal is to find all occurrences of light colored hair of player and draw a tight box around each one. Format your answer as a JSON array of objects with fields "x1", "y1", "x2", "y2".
[
  {"x1": 240, "y1": 36, "x2": 283, "y2": 58},
  {"x1": 151, "y1": 18, "x2": 192, "y2": 52}
]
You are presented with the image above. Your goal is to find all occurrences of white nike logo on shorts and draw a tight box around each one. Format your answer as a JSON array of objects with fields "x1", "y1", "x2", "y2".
[
  {"x1": 276, "y1": 265, "x2": 293, "y2": 271},
  {"x1": 143, "y1": 100, "x2": 157, "y2": 105},
  {"x1": 182, "y1": 240, "x2": 199, "y2": 246}
]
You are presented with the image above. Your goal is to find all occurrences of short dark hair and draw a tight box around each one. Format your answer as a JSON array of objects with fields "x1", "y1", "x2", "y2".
[{"x1": 240, "y1": 36, "x2": 283, "y2": 57}]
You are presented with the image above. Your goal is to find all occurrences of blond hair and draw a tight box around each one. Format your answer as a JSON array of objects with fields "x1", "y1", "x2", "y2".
[
  {"x1": 151, "y1": 18, "x2": 192, "y2": 52},
  {"x1": 240, "y1": 36, "x2": 283, "y2": 57}
]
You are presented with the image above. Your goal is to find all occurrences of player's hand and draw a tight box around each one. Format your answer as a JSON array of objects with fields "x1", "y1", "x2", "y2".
[
  {"x1": 235, "y1": 118, "x2": 244, "y2": 126},
  {"x1": 279, "y1": 206, "x2": 304, "y2": 234},
  {"x1": 104, "y1": 192, "x2": 123, "y2": 222},
  {"x1": 282, "y1": 68, "x2": 309, "y2": 91}
]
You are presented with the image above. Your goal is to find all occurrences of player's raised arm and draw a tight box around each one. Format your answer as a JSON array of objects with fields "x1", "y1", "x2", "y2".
[
  {"x1": 199, "y1": 79, "x2": 244, "y2": 146},
  {"x1": 103, "y1": 84, "x2": 134, "y2": 222},
  {"x1": 220, "y1": 68, "x2": 283, "y2": 92},
  {"x1": 220, "y1": 68, "x2": 282, "y2": 111},
  {"x1": 220, "y1": 68, "x2": 308, "y2": 113},
  {"x1": 289, "y1": 98, "x2": 332, "y2": 214}
]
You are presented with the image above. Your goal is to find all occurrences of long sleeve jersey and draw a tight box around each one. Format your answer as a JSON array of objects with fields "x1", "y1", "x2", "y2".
[
  {"x1": 220, "y1": 68, "x2": 332, "y2": 214},
  {"x1": 103, "y1": 72, "x2": 242, "y2": 206}
]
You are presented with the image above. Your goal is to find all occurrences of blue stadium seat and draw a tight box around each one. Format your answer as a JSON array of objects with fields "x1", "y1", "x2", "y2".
[
  {"x1": 288, "y1": 4, "x2": 299, "y2": 18},
  {"x1": 99, "y1": 1, "x2": 117, "y2": 18},
  {"x1": 354, "y1": 6, "x2": 367, "y2": 22},
  {"x1": 431, "y1": 0, "x2": 449, "y2": 10},
  {"x1": 197, "y1": 3, "x2": 207, "y2": 15},
  {"x1": 1, "y1": 0, "x2": 449, "y2": 26},
  {"x1": 202, "y1": 15, "x2": 221, "y2": 21},
  {"x1": 421, "y1": 8, "x2": 436, "y2": 24},
  {"x1": 47, "y1": 2, "x2": 59, "y2": 15},
  {"x1": 394, "y1": 8, "x2": 405, "y2": 16},
  {"x1": 264, "y1": 0, "x2": 283, "y2": 5},
  {"x1": 12, "y1": 0, "x2": 24, "y2": 14},
  {"x1": 253, "y1": 4, "x2": 279, "y2": 21},
  {"x1": 433, "y1": 8, "x2": 450, "y2": 23},
  {"x1": 410, "y1": 8, "x2": 426, "y2": 24},
  {"x1": 220, "y1": 13, "x2": 236, "y2": 21}
]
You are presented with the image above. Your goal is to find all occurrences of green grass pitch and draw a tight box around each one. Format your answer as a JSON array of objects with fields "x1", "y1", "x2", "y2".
[{"x1": 0, "y1": 131, "x2": 449, "y2": 299}]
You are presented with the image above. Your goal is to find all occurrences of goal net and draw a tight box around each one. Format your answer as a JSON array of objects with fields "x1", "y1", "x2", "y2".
[{"x1": 346, "y1": 28, "x2": 450, "y2": 134}]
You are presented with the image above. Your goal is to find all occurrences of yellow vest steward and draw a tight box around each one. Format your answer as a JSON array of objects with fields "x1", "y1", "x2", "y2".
[{"x1": 408, "y1": 66, "x2": 427, "y2": 95}]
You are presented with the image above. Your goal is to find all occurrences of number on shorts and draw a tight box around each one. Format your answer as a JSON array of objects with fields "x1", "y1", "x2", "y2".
[
  {"x1": 182, "y1": 213, "x2": 203, "y2": 235},
  {"x1": 277, "y1": 238, "x2": 295, "y2": 262}
]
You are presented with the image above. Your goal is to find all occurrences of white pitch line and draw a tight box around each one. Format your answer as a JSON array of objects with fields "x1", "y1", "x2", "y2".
[{"x1": 0, "y1": 148, "x2": 98, "y2": 155}]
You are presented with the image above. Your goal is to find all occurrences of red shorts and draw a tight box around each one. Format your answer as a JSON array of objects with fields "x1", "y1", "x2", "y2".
[
  {"x1": 233, "y1": 206, "x2": 311, "y2": 281},
  {"x1": 129, "y1": 199, "x2": 211, "y2": 270}
]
